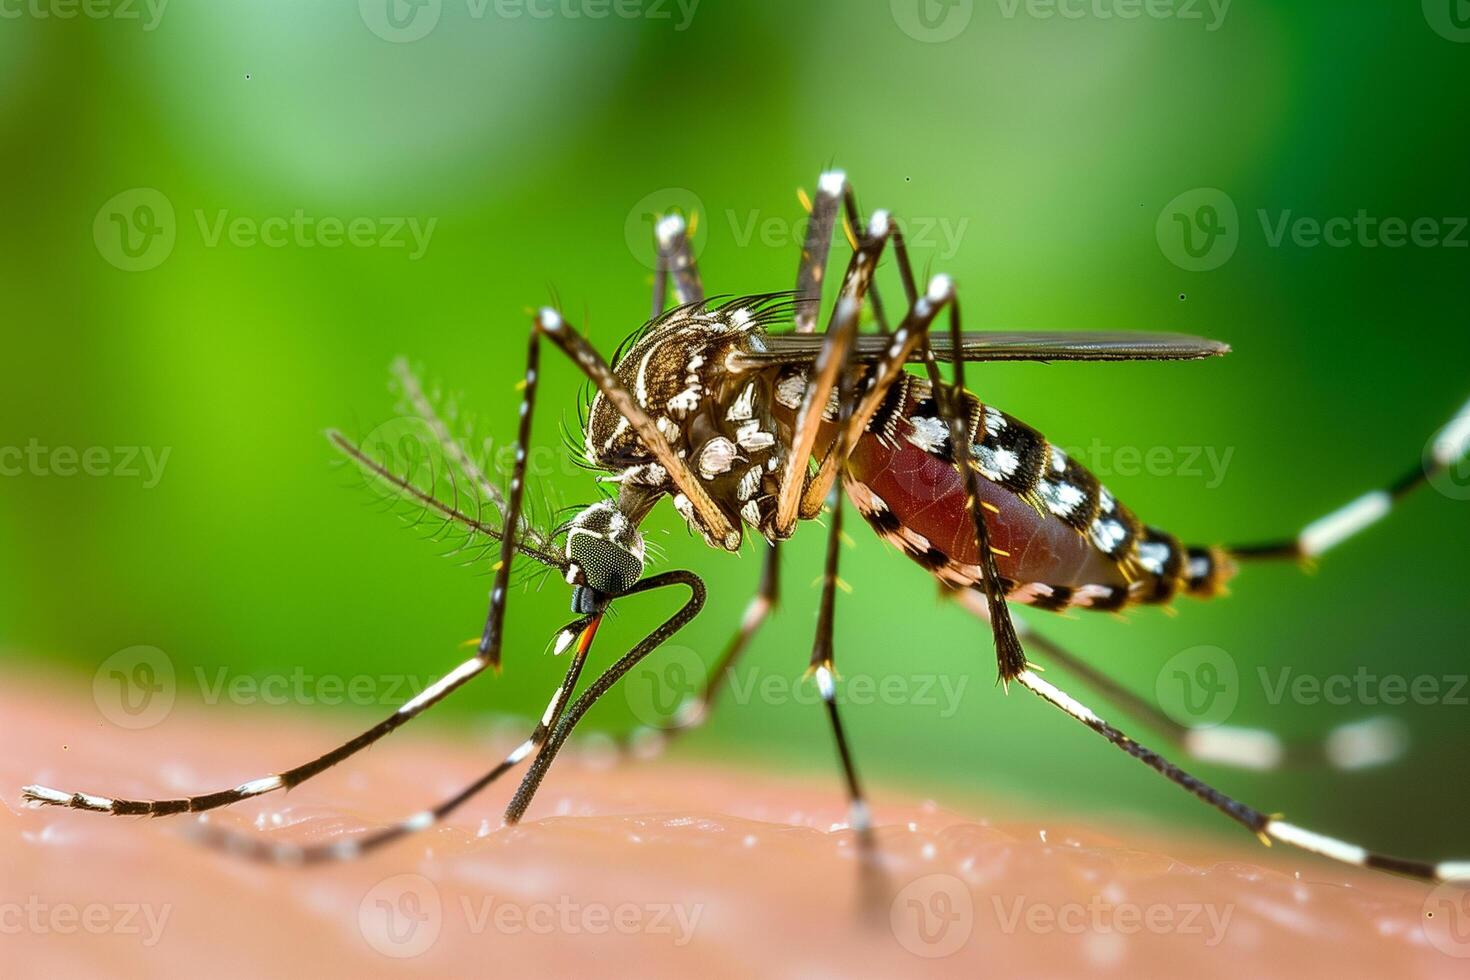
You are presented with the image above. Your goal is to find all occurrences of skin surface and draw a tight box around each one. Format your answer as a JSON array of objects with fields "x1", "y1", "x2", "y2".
[{"x1": 5, "y1": 674, "x2": 1465, "y2": 979}]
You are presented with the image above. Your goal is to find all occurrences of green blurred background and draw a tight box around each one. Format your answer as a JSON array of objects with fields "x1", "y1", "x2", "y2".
[{"x1": 3, "y1": 1, "x2": 1468, "y2": 858}]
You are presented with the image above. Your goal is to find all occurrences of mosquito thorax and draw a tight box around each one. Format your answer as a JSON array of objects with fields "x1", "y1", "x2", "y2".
[
  {"x1": 582, "y1": 298, "x2": 801, "y2": 551},
  {"x1": 563, "y1": 499, "x2": 646, "y2": 611}
]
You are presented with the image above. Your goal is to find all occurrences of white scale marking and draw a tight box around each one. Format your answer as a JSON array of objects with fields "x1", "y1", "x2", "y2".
[
  {"x1": 235, "y1": 775, "x2": 284, "y2": 796},
  {"x1": 1298, "y1": 490, "x2": 1391, "y2": 557},
  {"x1": 23, "y1": 785, "x2": 71, "y2": 805},
  {"x1": 1433, "y1": 397, "x2": 1470, "y2": 466},
  {"x1": 1324, "y1": 717, "x2": 1407, "y2": 770},
  {"x1": 818, "y1": 170, "x2": 846, "y2": 196},
  {"x1": 1267, "y1": 820, "x2": 1367, "y2": 866},
  {"x1": 1184, "y1": 727, "x2": 1284, "y2": 770},
  {"x1": 814, "y1": 665, "x2": 836, "y2": 701},
  {"x1": 1017, "y1": 670, "x2": 1100, "y2": 725},
  {"x1": 398, "y1": 657, "x2": 484, "y2": 716},
  {"x1": 655, "y1": 214, "x2": 686, "y2": 246}
]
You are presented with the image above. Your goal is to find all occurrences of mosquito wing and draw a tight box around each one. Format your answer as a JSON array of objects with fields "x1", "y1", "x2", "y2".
[{"x1": 739, "y1": 330, "x2": 1230, "y2": 366}]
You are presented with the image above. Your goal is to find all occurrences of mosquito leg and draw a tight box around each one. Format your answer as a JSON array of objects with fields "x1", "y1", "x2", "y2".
[
  {"x1": 22, "y1": 640, "x2": 512, "y2": 818},
  {"x1": 806, "y1": 351, "x2": 883, "y2": 892},
  {"x1": 925, "y1": 296, "x2": 1031, "y2": 683},
  {"x1": 182, "y1": 615, "x2": 603, "y2": 864},
  {"x1": 653, "y1": 212, "x2": 705, "y2": 313},
  {"x1": 945, "y1": 586, "x2": 1408, "y2": 772},
  {"x1": 774, "y1": 214, "x2": 893, "y2": 535},
  {"x1": 794, "y1": 170, "x2": 849, "y2": 334},
  {"x1": 637, "y1": 540, "x2": 780, "y2": 746},
  {"x1": 1228, "y1": 396, "x2": 1470, "y2": 561},
  {"x1": 1012, "y1": 666, "x2": 1468, "y2": 884},
  {"x1": 25, "y1": 316, "x2": 555, "y2": 819},
  {"x1": 537, "y1": 307, "x2": 740, "y2": 549},
  {"x1": 797, "y1": 273, "x2": 955, "y2": 518},
  {"x1": 505, "y1": 570, "x2": 706, "y2": 824}
]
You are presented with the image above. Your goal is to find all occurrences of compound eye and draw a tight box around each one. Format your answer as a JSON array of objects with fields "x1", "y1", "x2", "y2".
[{"x1": 568, "y1": 534, "x2": 643, "y2": 596}]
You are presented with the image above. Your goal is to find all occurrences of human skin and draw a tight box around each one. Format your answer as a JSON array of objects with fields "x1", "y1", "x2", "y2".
[{"x1": 4, "y1": 674, "x2": 1465, "y2": 979}]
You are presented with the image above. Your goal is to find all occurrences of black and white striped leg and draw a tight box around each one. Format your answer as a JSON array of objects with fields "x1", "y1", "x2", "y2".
[
  {"x1": 947, "y1": 586, "x2": 1408, "y2": 772},
  {"x1": 921, "y1": 296, "x2": 1029, "y2": 684},
  {"x1": 794, "y1": 170, "x2": 850, "y2": 334},
  {"x1": 807, "y1": 347, "x2": 879, "y2": 866},
  {"x1": 1229, "y1": 395, "x2": 1470, "y2": 562},
  {"x1": 799, "y1": 274, "x2": 956, "y2": 516},
  {"x1": 22, "y1": 641, "x2": 507, "y2": 819},
  {"x1": 475, "y1": 324, "x2": 543, "y2": 670},
  {"x1": 777, "y1": 205, "x2": 895, "y2": 533},
  {"x1": 505, "y1": 571, "x2": 706, "y2": 824},
  {"x1": 1012, "y1": 667, "x2": 1469, "y2": 884},
  {"x1": 183, "y1": 616, "x2": 603, "y2": 865},
  {"x1": 653, "y1": 211, "x2": 705, "y2": 313}
]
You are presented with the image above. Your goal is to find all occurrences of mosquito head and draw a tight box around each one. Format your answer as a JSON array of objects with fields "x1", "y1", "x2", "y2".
[{"x1": 564, "y1": 499, "x2": 645, "y2": 613}]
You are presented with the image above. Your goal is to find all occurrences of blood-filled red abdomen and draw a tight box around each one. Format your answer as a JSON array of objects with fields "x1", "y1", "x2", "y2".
[{"x1": 842, "y1": 423, "x2": 1129, "y2": 589}]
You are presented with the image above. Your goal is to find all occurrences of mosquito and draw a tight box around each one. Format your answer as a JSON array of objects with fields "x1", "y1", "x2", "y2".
[{"x1": 24, "y1": 172, "x2": 1470, "y2": 887}]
